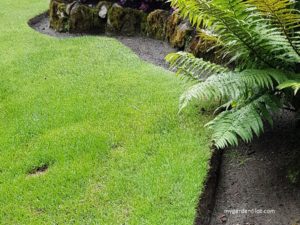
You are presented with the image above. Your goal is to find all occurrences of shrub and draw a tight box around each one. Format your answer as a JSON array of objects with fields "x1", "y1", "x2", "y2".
[{"x1": 166, "y1": 0, "x2": 300, "y2": 149}]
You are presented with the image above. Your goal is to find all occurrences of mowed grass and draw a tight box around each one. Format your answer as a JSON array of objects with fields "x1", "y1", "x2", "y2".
[{"x1": 0, "y1": 0, "x2": 211, "y2": 224}]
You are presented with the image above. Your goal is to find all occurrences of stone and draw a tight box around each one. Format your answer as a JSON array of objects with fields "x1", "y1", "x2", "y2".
[
  {"x1": 49, "y1": 0, "x2": 69, "y2": 32},
  {"x1": 49, "y1": 0, "x2": 109, "y2": 33},
  {"x1": 169, "y1": 21, "x2": 193, "y2": 49},
  {"x1": 185, "y1": 30, "x2": 223, "y2": 63},
  {"x1": 48, "y1": 0, "x2": 205, "y2": 51},
  {"x1": 69, "y1": 3, "x2": 105, "y2": 33},
  {"x1": 69, "y1": 3, "x2": 92, "y2": 32},
  {"x1": 146, "y1": 9, "x2": 170, "y2": 40},
  {"x1": 96, "y1": 1, "x2": 113, "y2": 19},
  {"x1": 107, "y1": 4, "x2": 147, "y2": 36},
  {"x1": 66, "y1": 1, "x2": 77, "y2": 15},
  {"x1": 106, "y1": 4, "x2": 123, "y2": 32},
  {"x1": 99, "y1": 5, "x2": 108, "y2": 18},
  {"x1": 165, "y1": 11, "x2": 182, "y2": 42}
]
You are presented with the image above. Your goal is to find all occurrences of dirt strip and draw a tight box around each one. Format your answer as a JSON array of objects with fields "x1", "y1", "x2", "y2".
[{"x1": 210, "y1": 111, "x2": 300, "y2": 225}]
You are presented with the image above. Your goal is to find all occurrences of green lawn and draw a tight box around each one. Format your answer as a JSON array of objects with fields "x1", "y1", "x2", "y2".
[{"x1": 0, "y1": 0, "x2": 211, "y2": 224}]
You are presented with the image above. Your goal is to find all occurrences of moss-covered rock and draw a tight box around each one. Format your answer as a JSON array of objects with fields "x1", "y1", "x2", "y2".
[
  {"x1": 49, "y1": 0, "x2": 109, "y2": 33},
  {"x1": 165, "y1": 11, "x2": 193, "y2": 49},
  {"x1": 169, "y1": 21, "x2": 193, "y2": 49},
  {"x1": 66, "y1": 1, "x2": 77, "y2": 16},
  {"x1": 165, "y1": 11, "x2": 181, "y2": 42},
  {"x1": 107, "y1": 4, "x2": 147, "y2": 36},
  {"x1": 140, "y1": 13, "x2": 148, "y2": 35},
  {"x1": 48, "y1": 0, "x2": 199, "y2": 47},
  {"x1": 96, "y1": 1, "x2": 113, "y2": 19},
  {"x1": 106, "y1": 4, "x2": 123, "y2": 32},
  {"x1": 49, "y1": 0, "x2": 69, "y2": 32},
  {"x1": 146, "y1": 9, "x2": 170, "y2": 40},
  {"x1": 69, "y1": 3, "x2": 105, "y2": 33},
  {"x1": 185, "y1": 31, "x2": 223, "y2": 64}
]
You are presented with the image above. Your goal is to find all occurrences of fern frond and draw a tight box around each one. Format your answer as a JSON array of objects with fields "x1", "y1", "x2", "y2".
[
  {"x1": 278, "y1": 79, "x2": 300, "y2": 94},
  {"x1": 197, "y1": 29, "x2": 219, "y2": 43},
  {"x1": 197, "y1": 29, "x2": 224, "y2": 51},
  {"x1": 246, "y1": 0, "x2": 300, "y2": 56},
  {"x1": 165, "y1": 52, "x2": 229, "y2": 81},
  {"x1": 170, "y1": 0, "x2": 300, "y2": 69},
  {"x1": 179, "y1": 68, "x2": 288, "y2": 110},
  {"x1": 212, "y1": 0, "x2": 248, "y2": 19},
  {"x1": 205, "y1": 94, "x2": 282, "y2": 149}
]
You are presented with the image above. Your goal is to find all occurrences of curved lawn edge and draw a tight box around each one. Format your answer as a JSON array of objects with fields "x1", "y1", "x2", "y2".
[
  {"x1": 27, "y1": 12, "x2": 223, "y2": 225},
  {"x1": 29, "y1": 12, "x2": 224, "y2": 225},
  {"x1": 28, "y1": 11, "x2": 176, "y2": 69}
]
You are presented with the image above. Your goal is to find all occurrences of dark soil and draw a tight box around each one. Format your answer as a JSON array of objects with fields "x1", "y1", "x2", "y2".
[
  {"x1": 28, "y1": 164, "x2": 49, "y2": 176},
  {"x1": 28, "y1": 12, "x2": 176, "y2": 68},
  {"x1": 29, "y1": 13, "x2": 300, "y2": 225},
  {"x1": 210, "y1": 111, "x2": 300, "y2": 225}
]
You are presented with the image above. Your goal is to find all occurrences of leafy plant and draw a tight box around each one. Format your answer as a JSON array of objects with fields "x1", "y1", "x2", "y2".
[
  {"x1": 166, "y1": 0, "x2": 300, "y2": 149},
  {"x1": 278, "y1": 80, "x2": 300, "y2": 94}
]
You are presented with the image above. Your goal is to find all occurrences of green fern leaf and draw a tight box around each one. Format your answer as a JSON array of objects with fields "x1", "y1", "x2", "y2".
[
  {"x1": 246, "y1": 0, "x2": 300, "y2": 57},
  {"x1": 205, "y1": 94, "x2": 282, "y2": 149},
  {"x1": 277, "y1": 79, "x2": 300, "y2": 94},
  {"x1": 179, "y1": 68, "x2": 288, "y2": 111},
  {"x1": 165, "y1": 52, "x2": 229, "y2": 81}
]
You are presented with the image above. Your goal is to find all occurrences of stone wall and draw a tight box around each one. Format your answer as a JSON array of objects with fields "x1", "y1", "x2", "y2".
[{"x1": 49, "y1": 0, "x2": 221, "y2": 62}]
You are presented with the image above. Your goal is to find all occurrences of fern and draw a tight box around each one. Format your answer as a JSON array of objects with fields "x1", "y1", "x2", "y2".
[
  {"x1": 278, "y1": 79, "x2": 300, "y2": 94},
  {"x1": 167, "y1": 55, "x2": 288, "y2": 110},
  {"x1": 169, "y1": 0, "x2": 300, "y2": 69},
  {"x1": 205, "y1": 94, "x2": 282, "y2": 149},
  {"x1": 167, "y1": 0, "x2": 300, "y2": 148},
  {"x1": 166, "y1": 52, "x2": 229, "y2": 81},
  {"x1": 246, "y1": 0, "x2": 300, "y2": 56}
]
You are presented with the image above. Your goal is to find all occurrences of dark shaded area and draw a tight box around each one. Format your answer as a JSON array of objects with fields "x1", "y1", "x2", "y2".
[
  {"x1": 195, "y1": 149, "x2": 223, "y2": 225},
  {"x1": 28, "y1": 164, "x2": 49, "y2": 175},
  {"x1": 117, "y1": 0, "x2": 171, "y2": 12},
  {"x1": 210, "y1": 111, "x2": 300, "y2": 225}
]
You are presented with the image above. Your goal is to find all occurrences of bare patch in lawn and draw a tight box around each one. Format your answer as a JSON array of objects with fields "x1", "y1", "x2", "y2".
[{"x1": 27, "y1": 164, "x2": 49, "y2": 177}]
